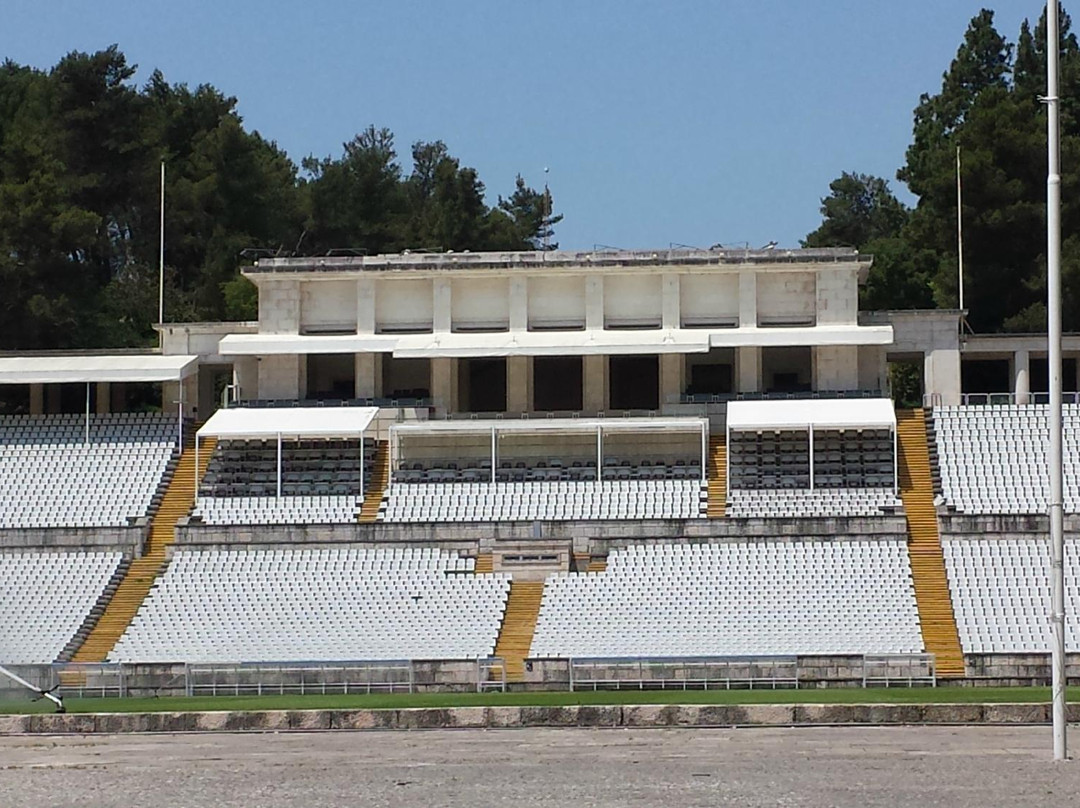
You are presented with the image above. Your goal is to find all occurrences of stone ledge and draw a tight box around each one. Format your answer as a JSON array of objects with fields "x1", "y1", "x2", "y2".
[{"x1": 2, "y1": 703, "x2": 1079, "y2": 734}]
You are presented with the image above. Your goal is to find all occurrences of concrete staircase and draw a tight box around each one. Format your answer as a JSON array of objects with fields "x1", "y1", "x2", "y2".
[
  {"x1": 358, "y1": 440, "x2": 389, "y2": 523},
  {"x1": 71, "y1": 433, "x2": 217, "y2": 663},
  {"x1": 586, "y1": 557, "x2": 608, "y2": 573},
  {"x1": 896, "y1": 409, "x2": 965, "y2": 677},
  {"x1": 706, "y1": 434, "x2": 727, "y2": 517},
  {"x1": 474, "y1": 553, "x2": 494, "y2": 574},
  {"x1": 492, "y1": 580, "x2": 545, "y2": 681}
]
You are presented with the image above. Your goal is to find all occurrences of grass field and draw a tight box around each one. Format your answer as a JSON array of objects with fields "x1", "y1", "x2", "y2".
[{"x1": 1, "y1": 686, "x2": 1077, "y2": 715}]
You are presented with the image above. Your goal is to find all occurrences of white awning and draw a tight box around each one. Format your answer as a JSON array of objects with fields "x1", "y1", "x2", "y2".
[
  {"x1": 198, "y1": 406, "x2": 379, "y2": 439},
  {"x1": 726, "y1": 398, "x2": 896, "y2": 432},
  {"x1": 0, "y1": 354, "x2": 199, "y2": 385},
  {"x1": 392, "y1": 416, "x2": 707, "y2": 437},
  {"x1": 708, "y1": 325, "x2": 893, "y2": 347},
  {"x1": 391, "y1": 330, "x2": 710, "y2": 358},
  {"x1": 217, "y1": 333, "x2": 399, "y2": 355}
]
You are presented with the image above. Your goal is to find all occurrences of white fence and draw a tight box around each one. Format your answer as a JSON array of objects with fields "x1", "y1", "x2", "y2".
[{"x1": 568, "y1": 656, "x2": 799, "y2": 691}]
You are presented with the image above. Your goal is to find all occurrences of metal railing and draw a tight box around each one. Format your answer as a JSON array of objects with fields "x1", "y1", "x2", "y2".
[
  {"x1": 185, "y1": 661, "x2": 415, "y2": 696},
  {"x1": 568, "y1": 656, "x2": 800, "y2": 691},
  {"x1": 476, "y1": 657, "x2": 507, "y2": 693},
  {"x1": 861, "y1": 654, "x2": 937, "y2": 688},
  {"x1": 954, "y1": 391, "x2": 1080, "y2": 406}
]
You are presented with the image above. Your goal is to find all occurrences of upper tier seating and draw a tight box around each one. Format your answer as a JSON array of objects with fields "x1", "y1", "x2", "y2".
[
  {"x1": 191, "y1": 495, "x2": 362, "y2": 525},
  {"x1": 726, "y1": 488, "x2": 903, "y2": 518},
  {"x1": 379, "y1": 480, "x2": 705, "y2": 522},
  {"x1": 530, "y1": 541, "x2": 923, "y2": 657},
  {"x1": 108, "y1": 547, "x2": 510, "y2": 662},
  {"x1": 0, "y1": 551, "x2": 123, "y2": 664},
  {"x1": 0, "y1": 414, "x2": 176, "y2": 528},
  {"x1": 934, "y1": 405, "x2": 1080, "y2": 514},
  {"x1": 200, "y1": 438, "x2": 377, "y2": 498},
  {"x1": 943, "y1": 538, "x2": 1080, "y2": 653},
  {"x1": 729, "y1": 429, "x2": 894, "y2": 491},
  {"x1": 393, "y1": 456, "x2": 702, "y2": 484}
]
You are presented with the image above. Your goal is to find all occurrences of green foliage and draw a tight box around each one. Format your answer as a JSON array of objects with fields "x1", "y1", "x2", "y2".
[
  {"x1": 807, "y1": 6, "x2": 1080, "y2": 333},
  {"x1": 0, "y1": 50, "x2": 561, "y2": 351}
]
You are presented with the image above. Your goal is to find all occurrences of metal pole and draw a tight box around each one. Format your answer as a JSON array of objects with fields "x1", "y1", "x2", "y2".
[
  {"x1": 0, "y1": 664, "x2": 63, "y2": 712},
  {"x1": 84, "y1": 383, "x2": 90, "y2": 445},
  {"x1": 596, "y1": 426, "x2": 602, "y2": 481},
  {"x1": 158, "y1": 161, "x2": 166, "y2": 335},
  {"x1": 956, "y1": 145, "x2": 965, "y2": 311},
  {"x1": 1046, "y1": 0, "x2": 1068, "y2": 762},
  {"x1": 700, "y1": 423, "x2": 706, "y2": 484},
  {"x1": 808, "y1": 425, "x2": 814, "y2": 491},
  {"x1": 491, "y1": 426, "x2": 496, "y2": 483},
  {"x1": 276, "y1": 433, "x2": 282, "y2": 499}
]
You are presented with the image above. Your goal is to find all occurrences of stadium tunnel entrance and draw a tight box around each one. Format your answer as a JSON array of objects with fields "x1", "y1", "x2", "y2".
[
  {"x1": 533, "y1": 356, "x2": 583, "y2": 411},
  {"x1": 609, "y1": 355, "x2": 659, "y2": 410}
]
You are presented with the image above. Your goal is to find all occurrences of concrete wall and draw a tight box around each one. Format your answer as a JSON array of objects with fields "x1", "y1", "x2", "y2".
[{"x1": 0, "y1": 526, "x2": 144, "y2": 556}]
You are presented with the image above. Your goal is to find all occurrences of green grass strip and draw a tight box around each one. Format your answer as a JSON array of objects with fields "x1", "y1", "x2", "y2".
[{"x1": 1, "y1": 686, "x2": 1078, "y2": 715}]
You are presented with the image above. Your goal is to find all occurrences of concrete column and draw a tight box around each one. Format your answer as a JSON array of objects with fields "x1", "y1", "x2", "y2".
[
  {"x1": 45, "y1": 385, "x2": 61, "y2": 414},
  {"x1": 357, "y1": 278, "x2": 376, "y2": 334},
  {"x1": 584, "y1": 355, "x2": 608, "y2": 412},
  {"x1": 814, "y1": 346, "x2": 859, "y2": 391},
  {"x1": 738, "y1": 270, "x2": 757, "y2": 327},
  {"x1": 433, "y1": 278, "x2": 452, "y2": 333},
  {"x1": 507, "y1": 356, "x2": 531, "y2": 412},
  {"x1": 257, "y1": 355, "x2": 302, "y2": 400},
  {"x1": 661, "y1": 274, "x2": 680, "y2": 329},
  {"x1": 737, "y1": 346, "x2": 760, "y2": 393},
  {"x1": 181, "y1": 374, "x2": 198, "y2": 419},
  {"x1": 233, "y1": 357, "x2": 258, "y2": 402},
  {"x1": 585, "y1": 276, "x2": 604, "y2": 330},
  {"x1": 925, "y1": 347, "x2": 961, "y2": 407},
  {"x1": 29, "y1": 384, "x2": 44, "y2": 415},
  {"x1": 1014, "y1": 349, "x2": 1031, "y2": 405},
  {"x1": 509, "y1": 277, "x2": 528, "y2": 332},
  {"x1": 258, "y1": 279, "x2": 301, "y2": 334},
  {"x1": 355, "y1": 353, "x2": 378, "y2": 399},
  {"x1": 431, "y1": 358, "x2": 458, "y2": 412},
  {"x1": 660, "y1": 353, "x2": 684, "y2": 406}
]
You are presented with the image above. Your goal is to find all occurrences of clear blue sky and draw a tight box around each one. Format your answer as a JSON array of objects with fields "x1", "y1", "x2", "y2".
[{"x1": 2, "y1": 0, "x2": 1051, "y2": 250}]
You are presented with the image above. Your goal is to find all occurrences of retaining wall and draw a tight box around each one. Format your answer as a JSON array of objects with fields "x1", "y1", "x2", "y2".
[{"x1": 0, "y1": 525, "x2": 145, "y2": 555}]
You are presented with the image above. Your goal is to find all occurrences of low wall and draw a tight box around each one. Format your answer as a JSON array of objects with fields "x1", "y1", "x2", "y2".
[
  {"x1": 0, "y1": 525, "x2": 145, "y2": 555},
  {"x1": 940, "y1": 514, "x2": 1080, "y2": 538},
  {"x1": 966, "y1": 653, "x2": 1080, "y2": 686},
  {"x1": 3, "y1": 702, "x2": 1079, "y2": 734}
]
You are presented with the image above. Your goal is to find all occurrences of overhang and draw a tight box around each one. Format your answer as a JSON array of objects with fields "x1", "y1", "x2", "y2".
[
  {"x1": 197, "y1": 406, "x2": 379, "y2": 440},
  {"x1": 391, "y1": 416, "x2": 707, "y2": 438},
  {"x1": 709, "y1": 325, "x2": 893, "y2": 348},
  {"x1": 391, "y1": 330, "x2": 710, "y2": 358},
  {"x1": 726, "y1": 398, "x2": 896, "y2": 432},
  {"x1": 0, "y1": 354, "x2": 199, "y2": 385}
]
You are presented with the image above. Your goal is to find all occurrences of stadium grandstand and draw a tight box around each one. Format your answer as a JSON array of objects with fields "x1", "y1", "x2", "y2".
[{"x1": 2, "y1": 247, "x2": 1080, "y2": 696}]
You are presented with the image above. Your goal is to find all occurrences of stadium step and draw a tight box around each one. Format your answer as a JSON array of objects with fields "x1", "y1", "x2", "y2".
[
  {"x1": 493, "y1": 580, "x2": 545, "y2": 682},
  {"x1": 896, "y1": 408, "x2": 965, "y2": 678},
  {"x1": 706, "y1": 435, "x2": 727, "y2": 517},
  {"x1": 474, "y1": 553, "x2": 494, "y2": 574},
  {"x1": 70, "y1": 432, "x2": 217, "y2": 663},
  {"x1": 586, "y1": 556, "x2": 608, "y2": 573},
  {"x1": 358, "y1": 440, "x2": 389, "y2": 523}
]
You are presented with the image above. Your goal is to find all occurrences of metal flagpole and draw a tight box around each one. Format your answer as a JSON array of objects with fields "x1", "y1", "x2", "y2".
[
  {"x1": 956, "y1": 145, "x2": 965, "y2": 311},
  {"x1": 158, "y1": 161, "x2": 166, "y2": 346},
  {"x1": 1045, "y1": 0, "x2": 1068, "y2": 763}
]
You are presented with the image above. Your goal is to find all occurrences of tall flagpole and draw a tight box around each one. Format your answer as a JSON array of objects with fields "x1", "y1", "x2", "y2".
[
  {"x1": 1045, "y1": 0, "x2": 1067, "y2": 763},
  {"x1": 158, "y1": 161, "x2": 166, "y2": 346},
  {"x1": 956, "y1": 145, "x2": 965, "y2": 311}
]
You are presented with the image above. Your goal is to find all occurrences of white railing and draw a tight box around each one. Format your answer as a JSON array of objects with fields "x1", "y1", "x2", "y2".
[
  {"x1": 476, "y1": 657, "x2": 507, "y2": 692},
  {"x1": 861, "y1": 654, "x2": 936, "y2": 688},
  {"x1": 567, "y1": 656, "x2": 800, "y2": 691},
  {"x1": 185, "y1": 661, "x2": 415, "y2": 696},
  {"x1": 955, "y1": 392, "x2": 1080, "y2": 406}
]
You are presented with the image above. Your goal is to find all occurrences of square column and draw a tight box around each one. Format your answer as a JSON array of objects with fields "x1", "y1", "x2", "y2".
[
  {"x1": 661, "y1": 274, "x2": 680, "y2": 329},
  {"x1": 585, "y1": 276, "x2": 604, "y2": 330},
  {"x1": 1014, "y1": 349, "x2": 1031, "y2": 405},
  {"x1": 29, "y1": 383, "x2": 44, "y2": 415},
  {"x1": 815, "y1": 346, "x2": 859, "y2": 391},
  {"x1": 584, "y1": 354, "x2": 608, "y2": 411},
  {"x1": 355, "y1": 353, "x2": 380, "y2": 399},
  {"x1": 737, "y1": 346, "x2": 760, "y2": 393},
  {"x1": 258, "y1": 355, "x2": 302, "y2": 400},
  {"x1": 431, "y1": 357, "x2": 458, "y2": 412},
  {"x1": 509, "y1": 277, "x2": 528, "y2": 331},
  {"x1": 660, "y1": 353, "x2": 684, "y2": 406},
  {"x1": 433, "y1": 278, "x2": 452, "y2": 333},
  {"x1": 738, "y1": 270, "x2": 757, "y2": 327},
  {"x1": 507, "y1": 356, "x2": 531, "y2": 412},
  {"x1": 357, "y1": 277, "x2": 376, "y2": 334}
]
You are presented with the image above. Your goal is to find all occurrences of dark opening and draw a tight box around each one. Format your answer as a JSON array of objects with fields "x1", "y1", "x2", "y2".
[
  {"x1": 0, "y1": 385, "x2": 30, "y2": 415},
  {"x1": 688, "y1": 363, "x2": 733, "y2": 396},
  {"x1": 382, "y1": 357, "x2": 430, "y2": 399},
  {"x1": 534, "y1": 356, "x2": 583, "y2": 411},
  {"x1": 306, "y1": 354, "x2": 355, "y2": 401},
  {"x1": 609, "y1": 355, "x2": 659, "y2": 410},
  {"x1": 461, "y1": 358, "x2": 507, "y2": 412},
  {"x1": 961, "y1": 359, "x2": 1010, "y2": 394},
  {"x1": 1030, "y1": 358, "x2": 1078, "y2": 392}
]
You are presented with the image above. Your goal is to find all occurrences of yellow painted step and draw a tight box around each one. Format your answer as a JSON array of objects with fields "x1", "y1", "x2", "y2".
[
  {"x1": 707, "y1": 435, "x2": 727, "y2": 518},
  {"x1": 71, "y1": 435, "x2": 217, "y2": 663},
  {"x1": 493, "y1": 581, "x2": 545, "y2": 681},
  {"x1": 474, "y1": 553, "x2": 494, "y2": 575},
  {"x1": 896, "y1": 409, "x2": 965, "y2": 677},
  {"x1": 359, "y1": 440, "x2": 389, "y2": 523}
]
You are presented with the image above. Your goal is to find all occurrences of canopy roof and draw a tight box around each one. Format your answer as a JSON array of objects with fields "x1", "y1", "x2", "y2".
[
  {"x1": 726, "y1": 398, "x2": 896, "y2": 432},
  {"x1": 392, "y1": 416, "x2": 707, "y2": 437},
  {"x1": 217, "y1": 333, "x2": 398, "y2": 355},
  {"x1": 198, "y1": 406, "x2": 379, "y2": 439},
  {"x1": 0, "y1": 354, "x2": 199, "y2": 385},
  {"x1": 391, "y1": 330, "x2": 710, "y2": 358}
]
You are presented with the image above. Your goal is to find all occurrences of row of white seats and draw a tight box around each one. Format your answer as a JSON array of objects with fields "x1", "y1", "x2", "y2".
[
  {"x1": 191, "y1": 496, "x2": 362, "y2": 525},
  {"x1": 726, "y1": 488, "x2": 902, "y2": 518}
]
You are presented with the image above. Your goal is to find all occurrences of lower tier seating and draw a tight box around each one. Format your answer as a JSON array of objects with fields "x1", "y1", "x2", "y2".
[
  {"x1": 0, "y1": 551, "x2": 123, "y2": 664},
  {"x1": 726, "y1": 488, "x2": 904, "y2": 518},
  {"x1": 190, "y1": 495, "x2": 362, "y2": 525},
  {"x1": 943, "y1": 538, "x2": 1080, "y2": 653},
  {"x1": 529, "y1": 541, "x2": 923, "y2": 657},
  {"x1": 379, "y1": 480, "x2": 705, "y2": 522},
  {"x1": 108, "y1": 547, "x2": 511, "y2": 662},
  {"x1": 0, "y1": 413, "x2": 176, "y2": 528}
]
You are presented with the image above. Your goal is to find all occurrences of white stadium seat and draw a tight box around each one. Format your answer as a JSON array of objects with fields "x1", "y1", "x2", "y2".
[
  {"x1": 109, "y1": 547, "x2": 510, "y2": 663},
  {"x1": 726, "y1": 488, "x2": 902, "y2": 518},
  {"x1": 530, "y1": 541, "x2": 923, "y2": 657}
]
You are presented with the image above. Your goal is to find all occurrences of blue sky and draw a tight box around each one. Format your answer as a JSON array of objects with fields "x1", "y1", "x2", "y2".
[{"x1": 3, "y1": 1, "x2": 1051, "y2": 250}]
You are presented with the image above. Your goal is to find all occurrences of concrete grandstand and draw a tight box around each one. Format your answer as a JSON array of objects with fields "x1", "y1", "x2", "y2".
[{"x1": 2, "y1": 247, "x2": 1079, "y2": 695}]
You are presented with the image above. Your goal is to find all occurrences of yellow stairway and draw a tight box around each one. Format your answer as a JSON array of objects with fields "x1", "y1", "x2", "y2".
[
  {"x1": 474, "y1": 553, "x2": 494, "y2": 574},
  {"x1": 586, "y1": 557, "x2": 608, "y2": 573},
  {"x1": 896, "y1": 409, "x2": 965, "y2": 677},
  {"x1": 492, "y1": 580, "x2": 545, "y2": 681},
  {"x1": 358, "y1": 440, "x2": 389, "y2": 523},
  {"x1": 706, "y1": 434, "x2": 727, "y2": 517},
  {"x1": 72, "y1": 434, "x2": 217, "y2": 662}
]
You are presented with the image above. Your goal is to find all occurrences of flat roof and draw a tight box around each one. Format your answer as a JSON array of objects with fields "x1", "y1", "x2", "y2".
[
  {"x1": 217, "y1": 333, "x2": 399, "y2": 356},
  {"x1": 392, "y1": 416, "x2": 707, "y2": 437},
  {"x1": 0, "y1": 354, "x2": 199, "y2": 385},
  {"x1": 726, "y1": 398, "x2": 896, "y2": 431},
  {"x1": 247, "y1": 247, "x2": 867, "y2": 274},
  {"x1": 198, "y1": 406, "x2": 379, "y2": 439}
]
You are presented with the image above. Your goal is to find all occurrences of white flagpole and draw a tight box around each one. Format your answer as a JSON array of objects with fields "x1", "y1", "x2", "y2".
[
  {"x1": 956, "y1": 145, "x2": 965, "y2": 311},
  {"x1": 1045, "y1": 0, "x2": 1067, "y2": 763},
  {"x1": 158, "y1": 161, "x2": 166, "y2": 343}
]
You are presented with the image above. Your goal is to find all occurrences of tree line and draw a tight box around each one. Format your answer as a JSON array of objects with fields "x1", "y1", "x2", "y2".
[
  {"x1": 805, "y1": 6, "x2": 1080, "y2": 334},
  {"x1": 0, "y1": 46, "x2": 560, "y2": 350}
]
